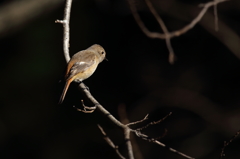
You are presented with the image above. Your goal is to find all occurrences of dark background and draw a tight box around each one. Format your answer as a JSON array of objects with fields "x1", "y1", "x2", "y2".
[{"x1": 0, "y1": 0, "x2": 240, "y2": 158}]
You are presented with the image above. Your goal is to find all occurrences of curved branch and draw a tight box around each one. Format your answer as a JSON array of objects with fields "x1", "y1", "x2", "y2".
[
  {"x1": 128, "y1": 0, "x2": 227, "y2": 39},
  {"x1": 98, "y1": 124, "x2": 126, "y2": 159},
  {"x1": 144, "y1": 0, "x2": 175, "y2": 63},
  {"x1": 128, "y1": 0, "x2": 228, "y2": 63}
]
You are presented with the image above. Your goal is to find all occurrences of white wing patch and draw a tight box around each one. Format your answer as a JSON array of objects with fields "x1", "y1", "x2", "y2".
[
  {"x1": 68, "y1": 54, "x2": 97, "y2": 81},
  {"x1": 76, "y1": 61, "x2": 87, "y2": 65}
]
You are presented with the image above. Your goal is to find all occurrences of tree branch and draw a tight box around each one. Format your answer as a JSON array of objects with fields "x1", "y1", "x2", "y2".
[
  {"x1": 128, "y1": 0, "x2": 228, "y2": 63},
  {"x1": 220, "y1": 129, "x2": 240, "y2": 158},
  {"x1": 55, "y1": 0, "x2": 72, "y2": 62},
  {"x1": 73, "y1": 100, "x2": 97, "y2": 113},
  {"x1": 78, "y1": 83, "x2": 135, "y2": 159},
  {"x1": 144, "y1": 0, "x2": 175, "y2": 64},
  {"x1": 98, "y1": 124, "x2": 126, "y2": 159}
]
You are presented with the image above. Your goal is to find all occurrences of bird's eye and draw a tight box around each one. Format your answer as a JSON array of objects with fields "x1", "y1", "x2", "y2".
[{"x1": 101, "y1": 51, "x2": 104, "y2": 54}]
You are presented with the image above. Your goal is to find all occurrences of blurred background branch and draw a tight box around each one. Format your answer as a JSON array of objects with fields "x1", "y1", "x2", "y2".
[{"x1": 0, "y1": 0, "x2": 63, "y2": 38}]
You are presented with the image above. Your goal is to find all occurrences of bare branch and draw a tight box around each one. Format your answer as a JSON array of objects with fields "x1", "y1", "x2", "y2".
[
  {"x1": 73, "y1": 100, "x2": 97, "y2": 113},
  {"x1": 128, "y1": 0, "x2": 228, "y2": 63},
  {"x1": 98, "y1": 125, "x2": 126, "y2": 159},
  {"x1": 118, "y1": 104, "x2": 145, "y2": 159},
  {"x1": 144, "y1": 0, "x2": 176, "y2": 64},
  {"x1": 126, "y1": 114, "x2": 149, "y2": 127},
  {"x1": 154, "y1": 128, "x2": 168, "y2": 141},
  {"x1": 124, "y1": 128, "x2": 135, "y2": 159},
  {"x1": 117, "y1": 104, "x2": 193, "y2": 159},
  {"x1": 220, "y1": 129, "x2": 240, "y2": 159},
  {"x1": 173, "y1": 0, "x2": 227, "y2": 37},
  {"x1": 79, "y1": 83, "x2": 125, "y2": 127},
  {"x1": 128, "y1": 0, "x2": 166, "y2": 38},
  {"x1": 136, "y1": 112, "x2": 172, "y2": 131},
  {"x1": 132, "y1": 130, "x2": 195, "y2": 159},
  {"x1": 55, "y1": 0, "x2": 72, "y2": 62},
  {"x1": 78, "y1": 83, "x2": 195, "y2": 159}
]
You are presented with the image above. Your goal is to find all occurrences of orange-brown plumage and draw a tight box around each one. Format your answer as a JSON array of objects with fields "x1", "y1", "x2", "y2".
[{"x1": 59, "y1": 44, "x2": 106, "y2": 104}]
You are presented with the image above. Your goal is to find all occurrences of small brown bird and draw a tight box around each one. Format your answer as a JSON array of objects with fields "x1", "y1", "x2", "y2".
[{"x1": 59, "y1": 44, "x2": 106, "y2": 104}]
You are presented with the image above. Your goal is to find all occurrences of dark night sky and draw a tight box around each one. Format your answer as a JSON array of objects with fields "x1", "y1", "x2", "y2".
[{"x1": 0, "y1": 0, "x2": 240, "y2": 158}]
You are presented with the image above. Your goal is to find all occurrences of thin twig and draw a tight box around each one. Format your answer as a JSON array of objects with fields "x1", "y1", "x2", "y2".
[
  {"x1": 118, "y1": 104, "x2": 145, "y2": 159},
  {"x1": 154, "y1": 128, "x2": 168, "y2": 140},
  {"x1": 128, "y1": 0, "x2": 166, "y2": 38},
  {"x1": 133, "y1": 130, "x2": 195, "y2": 159},
  {"x1": 129, "y1": 0, "x2": 227, "y2": 39},
  {"x1": 55, "y1": 0, "x2": 72, "y2": 62},
  {"x1": 144, "y1": 0, "x2": 175, "y2": 64},
  {"x1": 220, "y1": 129, "x2": 240, "y2": 159},
  {"x1": 73, "y1": 100, "x2": 97, "y2": 113},
  {"x1": 126, "y1": 114, "x2": 149, "y2": 127},
  {"x1": 173, "y1": 0, "x2": 226, "y2": 37},
  {"x1": 98, "y1": 125, "x2": 126, "y2": 159},
  {"x1": 79, "y1": 83, "x2": 125, "y2": 128},
  {"x1": 118, "y1": 105, "x2": 192, "y2": 159},
  {"x1": 136, "y1": 112, "x2": 172, "y2": 131}
]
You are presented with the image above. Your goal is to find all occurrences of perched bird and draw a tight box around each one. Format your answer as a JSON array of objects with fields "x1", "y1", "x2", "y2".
[{"x1": 59, "y1": 44, "x2": 106, "y2": 103}]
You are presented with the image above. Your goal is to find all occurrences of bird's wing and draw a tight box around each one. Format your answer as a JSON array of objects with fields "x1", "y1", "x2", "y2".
[{"x1": 66, "y1": 54, "x2": 96, "y2": 80}]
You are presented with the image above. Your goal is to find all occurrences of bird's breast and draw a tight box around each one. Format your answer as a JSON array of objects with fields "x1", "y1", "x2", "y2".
[{"x1": 73, "y1": 62, "x2": 99, "y2": 82}]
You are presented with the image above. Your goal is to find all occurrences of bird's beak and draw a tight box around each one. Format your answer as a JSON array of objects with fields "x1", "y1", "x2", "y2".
[{"x1": 104, "y1": 57, "x2": 108, "y2": 61}]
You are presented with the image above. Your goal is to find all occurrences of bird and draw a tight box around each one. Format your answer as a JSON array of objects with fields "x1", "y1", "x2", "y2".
[{"x1": 59, "y1": 44, "x2": 107, "y2": 104}]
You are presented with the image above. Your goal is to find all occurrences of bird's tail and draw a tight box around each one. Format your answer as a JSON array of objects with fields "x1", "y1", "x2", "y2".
[{"x1": 58, "y1": 78, "x2": 73, "y2": 104}]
